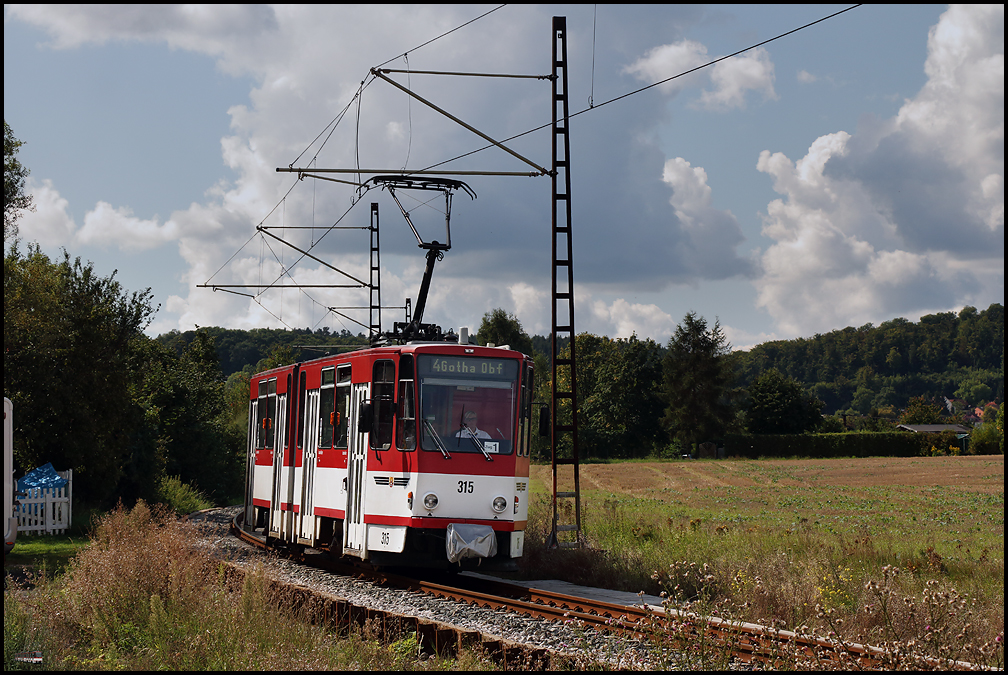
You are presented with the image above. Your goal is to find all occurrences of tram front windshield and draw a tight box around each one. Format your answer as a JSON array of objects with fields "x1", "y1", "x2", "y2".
[{"x1": 417, "y1": 355, "x2": 518, "y2": 456}]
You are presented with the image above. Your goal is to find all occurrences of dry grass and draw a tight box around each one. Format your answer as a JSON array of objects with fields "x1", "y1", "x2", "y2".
[
  {"x1": 521, "y1": 455, "x2": 1004, "y2": 669},
  {"x1": 4, "y1": 501, "x2": 501, "y2": 671}
]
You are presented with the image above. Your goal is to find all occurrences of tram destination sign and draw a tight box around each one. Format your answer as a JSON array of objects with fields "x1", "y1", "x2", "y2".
[{"x1": 418, "y1": 355, "x2": 517, "y2": 380}]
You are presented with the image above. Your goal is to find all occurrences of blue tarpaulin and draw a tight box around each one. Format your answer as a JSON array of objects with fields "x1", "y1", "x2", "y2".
[{"x1": 17, "y1": 463, "x2": 68, "y2": 492}]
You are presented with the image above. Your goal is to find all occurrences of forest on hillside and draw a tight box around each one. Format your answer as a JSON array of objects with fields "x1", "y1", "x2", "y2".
[
  {"x1": 160, "y1": 303, "x2": 1003, "y2": 421},
  {"x1": 732, "y1": 303, "x2": 1004, "y2": 416}
]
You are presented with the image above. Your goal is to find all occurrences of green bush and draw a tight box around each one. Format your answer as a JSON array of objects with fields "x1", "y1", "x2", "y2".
[
  {"x1": 970, "y1": 421, "x2": 1003, "y2": 455},
  {"x1": 157, "y1": 475, "x2": 214, "y2": 516}
]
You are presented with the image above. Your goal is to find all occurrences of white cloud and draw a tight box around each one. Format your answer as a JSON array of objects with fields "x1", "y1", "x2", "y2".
[
  {"x1": 699, "y1": 47, "x2": 777, "y2": 110},
  {"x1": 797, "y1": 69, "x2": 817, "y2": 84},
  {"x1": 581, "y1": 291, "x2": 676, "y2": 344},
  {"x1": 622, "y1": 39, "x2": 709, "y2": 97},
  {"x1": 625, "y1": 42, "x2": 777, "y2": 110},
  {"x1": 17, "y1": 178, "x2": 77, "y2": 247},
  {"x1": 385, "y1": 121, "x2": 405, "y2": 142},
  {"x1": 508, "y1": 282, "x2": 548, "y2": 335},
  {"x1": 753, "y1": 4, "x2": 1003, "y2": 337},
  {"x1": 663, "y1": 157, "x2": 755, "y2": 278},
  {"x1": 76, "y1": 202, "x2": 177, "y2": 251},
  {"x1": 5, "y1": 4, "x2": 278, "y2": 75},
  {"x1": 19, "y1": 178, "x2": 181, "y2": 255},
  {"x1": 721, "y1": 325, "x2": 779, "y2": 352}
]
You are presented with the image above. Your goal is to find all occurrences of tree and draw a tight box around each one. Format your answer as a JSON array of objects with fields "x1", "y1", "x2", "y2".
[
  {"x1": 899, "y1": 395, "x2": 944, "y2": 425},
  {"x1": 744, "y1": 369, "x2": 824, "y2": 434},
  {"x1": 955, "y1": 378, "x2": 993, "y2": 407},
  {"x1": 5, "y1": 244, "x2": 156, "y2": 503},
  {"x1": 592, "y1": 334, "x2": 666, "y2": 456},
  {"x1": 732, "y1": 304, "x2": 1004, "y2": 414},
  {"x1": 661, "y1": 312, "x2": 737, "y2": 449},
  {"x1": 550, "y1": 332, "x2": 662, "y2": 459},
  {"x1": 476, "y1": 308, "x2": 534, "y2": 357},
  {"x1": 135, "y1": 329, "x2": 243, "y2": 500},
  {"x1": 4, "y1": 120, "x2": 35, "y2": 242}
]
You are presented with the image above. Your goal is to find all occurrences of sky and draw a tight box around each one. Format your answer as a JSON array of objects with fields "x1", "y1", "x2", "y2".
[{"x1": 4, "y1": 4, "x2": 1004, "y2": 350}]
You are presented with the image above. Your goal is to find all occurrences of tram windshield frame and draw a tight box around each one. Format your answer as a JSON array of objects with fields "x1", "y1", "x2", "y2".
[{"x1": 416, "y1": 355, "x2": 519, "y2": 456}]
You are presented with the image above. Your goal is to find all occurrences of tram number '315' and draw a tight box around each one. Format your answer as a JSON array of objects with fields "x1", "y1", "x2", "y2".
[
  {"x1": 381, "y1": 531, "x2": 390, "y2": 546},
  {"x1": 458, "y1": 480, "x2": 474, "y2": 493}
]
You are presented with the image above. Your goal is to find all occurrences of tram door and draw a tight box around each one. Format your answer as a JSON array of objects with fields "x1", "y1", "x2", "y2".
[
  {"x1": 270, "y1": 386, "x2": 288, "y2": 537},
  {"x1": 343, "y1": 382, "x2": 370, "y2": 557},
  {"x1": 298, "y1": 375, "x2": 321, "y2": 544},
  {"x1": 244, "y1": 398, "x2": 257, "y2": 529}
]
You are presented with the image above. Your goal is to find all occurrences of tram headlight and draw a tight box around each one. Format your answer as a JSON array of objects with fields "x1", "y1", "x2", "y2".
[
  {"x1": 423, "y1": 493, "x2": 439, "y2": 510},
  {"x1": 492, "y1": 496, "x2": 508, "y2": 513}
]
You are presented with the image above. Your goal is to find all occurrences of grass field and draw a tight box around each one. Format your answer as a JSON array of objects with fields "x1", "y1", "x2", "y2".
[
  {"x1": 519, "y1": 455, "x2": 1004, "y2": 666},
  {"x1": 532, "y1": 455, "x2": 1003, "y2": 558},
  {"x1": 5, "y1": 455, "x2": 1002, "y2": 669},
  {"x1": 4, "y1": 535, "x2": 89, "y2": 580}
]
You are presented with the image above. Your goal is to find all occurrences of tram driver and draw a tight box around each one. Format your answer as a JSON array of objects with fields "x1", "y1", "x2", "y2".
[{"x1": 455, "y1": 410, "x2": 491, "y2": 440}]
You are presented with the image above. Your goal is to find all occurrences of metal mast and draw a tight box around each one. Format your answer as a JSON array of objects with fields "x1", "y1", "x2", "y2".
[
  {"x1": 369, "y1": 203, "x2": 381, "y2": 342},
  {"x1": 548, "y1": 16, "x2": 582, "y2": 549}
]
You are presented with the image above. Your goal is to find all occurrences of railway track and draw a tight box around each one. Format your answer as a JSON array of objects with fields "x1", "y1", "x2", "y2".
[{"x1": 226, "y1": 512, "x2": 983, "y2": 670}]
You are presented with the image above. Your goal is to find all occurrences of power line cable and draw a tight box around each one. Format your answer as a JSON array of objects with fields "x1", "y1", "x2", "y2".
[
  {"x1": 373, "y1": 4, "x2": 507, "y2": 70},
  {"x1": 409, "y1": 3, "x2": 858, "y2": 176},
  {"x1": 578, "y1": 4, "x2": 861, "y2": 117}
]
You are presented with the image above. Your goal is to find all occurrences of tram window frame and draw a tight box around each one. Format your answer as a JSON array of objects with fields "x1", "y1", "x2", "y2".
[
  {"x1": 396, "y1": 355, "x2": 416, "y2": 451},
  {"x1": 319, "y1": 367, "x2": 335, "y2": 450},
  {"x1": 371, "y1": 360, "x2": 395, "y2": 450},
  {"x1": 335, "y1": 365, "x2": 351, "y2": 448}
]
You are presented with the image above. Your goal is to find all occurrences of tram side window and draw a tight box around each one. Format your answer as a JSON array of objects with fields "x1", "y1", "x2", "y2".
[
  {"x1": 396, "y1": 355, "x2": 416, "y2": 451},
  {"x1": 256, "y1": 379, "x2": 267, "y2": 449},
  {"x1": 265, "y1": 378, "x2": 277, "y2": 450},
  {"x1": 297, "y1": 371, "x2": 307, "y2": 449},
  {"x1": 335, "y1": 365, "x2": 351, "y2": 448},
  {"x1": 371, "y1": 360, "x2": 395, "y2": 450},
  {"x1": 319, "y1": 368, "x2": 335, "y2": 449}
]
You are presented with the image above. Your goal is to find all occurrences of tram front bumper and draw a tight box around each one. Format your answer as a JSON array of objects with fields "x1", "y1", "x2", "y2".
[{"x1": 445, "y1": 523, "x2": 498, "y2": 563}]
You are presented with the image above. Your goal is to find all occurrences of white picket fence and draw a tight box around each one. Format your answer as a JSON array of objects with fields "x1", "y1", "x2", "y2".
[{"x1": 17, "y1": 469, "x2": 73, "y2": 535}]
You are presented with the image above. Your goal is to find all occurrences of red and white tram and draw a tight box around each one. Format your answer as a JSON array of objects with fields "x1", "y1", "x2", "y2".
[{"x1": 243, "y1": 338, "x2": 534, "y2": 569}]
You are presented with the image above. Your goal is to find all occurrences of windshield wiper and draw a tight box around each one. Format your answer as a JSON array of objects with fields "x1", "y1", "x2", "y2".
[
  {"x1": 464, "y1": 426, "x2": 493, "y2": 461},
  {"x1": 424, "y1": 419, "x2": 451, "y2": 459}
]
